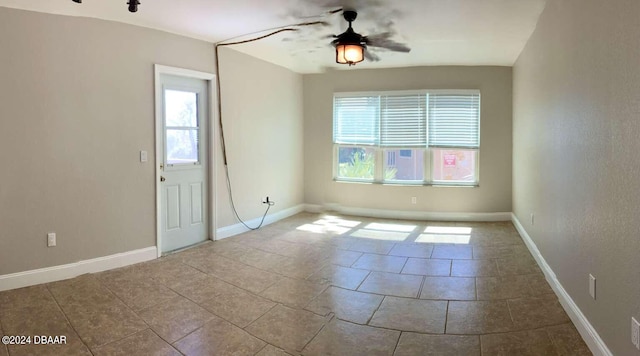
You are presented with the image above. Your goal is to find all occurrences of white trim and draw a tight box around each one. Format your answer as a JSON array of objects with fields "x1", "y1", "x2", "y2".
[
  {"x1": 208, "y1": 78, "x2": 218, "y2": 243},
  {"x1": 333, "y1": 89, "x2": 481, "y2": 97},
  {"x1": 154, "y1": 65, "x2": 216, "y2": 81},
  {"x1": 0, "y1": 247, "x2": 157, "y2": 292},
  {"x1": 511, "y1": 214, "x2": 612, "y2": 356},
  {"x1": 216, "y1": 204, "x2": 306, "y2": 240},
  {"x1": 304, "y1": 204, "x2": 510, "y2": 222},
  {"x1": 154, "y1": 65, "x2": 217, "y2": 257}
]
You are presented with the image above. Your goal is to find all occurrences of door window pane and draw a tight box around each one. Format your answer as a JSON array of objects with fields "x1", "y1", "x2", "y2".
[
  {"x1": 165, "y1": 90, "x2": 198, "y2": 127},
  {"x1": 432, "y1": 149, "x2": 477, "y2": 183},
  {"x1": 166, "y1": 129, "x2": 199, "y2": 164},
  {"x1": 337, "y1": 146, "x2": 375, "y2": 180},
  {"x1": 384, "y1": 149, "x2": 424, "y2": 181}
]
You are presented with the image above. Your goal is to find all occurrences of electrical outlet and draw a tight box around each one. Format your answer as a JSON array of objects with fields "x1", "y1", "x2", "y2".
[
  {"x1": 47, "y1": 232, "x2": 56, "y2": 247},
  {"x1": 530, "y1": 213, "x2": 535, "y2": 225},
  {"x1": 411, "y1": 197, "x2": 417, "y2": 204},
  {"x1": 632, "y1": 317, "x2": 640, "y2": 349},
  {"x1": 588, "y1": 274, "x2": 596, "y2": 299}
]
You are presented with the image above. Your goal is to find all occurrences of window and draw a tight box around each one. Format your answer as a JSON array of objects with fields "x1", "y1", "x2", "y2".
[
  {"x1": 333, "y1": 90, "x2": 480, "y2": 186},
  {"x1": 387, "y1": 151, "x2": 396, "y2": 166},
  {"x1": 165, "y1": 89, "x2": 200, "y2": 166},
  {"x1": 336, "y1": 146, "x2": 375, "y2": 180}
]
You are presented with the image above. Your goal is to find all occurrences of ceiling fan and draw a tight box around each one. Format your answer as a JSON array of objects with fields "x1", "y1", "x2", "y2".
[{"x1": 331, "y1": 10, "x2": 411, "y2": 66}]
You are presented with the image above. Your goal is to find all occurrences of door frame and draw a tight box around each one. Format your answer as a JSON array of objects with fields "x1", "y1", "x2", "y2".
[{"x1": 154, "y1": 64, "x2": 217, "y2": 257}]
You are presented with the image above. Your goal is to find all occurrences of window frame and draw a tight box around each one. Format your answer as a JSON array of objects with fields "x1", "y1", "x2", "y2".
[
  {"x1": 430, "y1": 148, "x2": 480, "y2": 187},
  {"x1": 163, "y1": 85, "x2": 204, "y2": 170},
  {"x1": 333, "y1": 89, "x2": 480, "y2": 187}
]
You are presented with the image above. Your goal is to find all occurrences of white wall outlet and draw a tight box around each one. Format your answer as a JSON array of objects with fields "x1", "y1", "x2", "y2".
[
  {"x1": 588, "y1": 274, "x2": 596, "y2": 299},
  {"x1": 47, "y1": 232, "x2": 56, "y2": 247},
  {"x1": 530, "y1": 213, "x2": 535, "y2": 225},
  {"x1": 411, "y1": 197, "x2": 417, "y2": 204},
  {"x1": 140, "y1": 150, "x2": 148, "y2": 162},
  {"x1": 632, "y1": 317, "x2": 640, "y2": 349}
]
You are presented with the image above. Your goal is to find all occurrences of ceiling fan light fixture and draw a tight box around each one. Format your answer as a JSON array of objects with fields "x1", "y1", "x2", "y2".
[{"x1": 335, "y1": 43, "x2": 364, "y2": 66}]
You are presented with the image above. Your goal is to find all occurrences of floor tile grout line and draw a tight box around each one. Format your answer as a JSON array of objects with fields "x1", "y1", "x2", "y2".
[
  {"x1": 330, "y1": 314, "x2": 576, "y2": 337},
  {"x1": 506, "y1": 298, "x2": 517, "y2": 326},
  {"x1": 97, "y1": 328, "x2": 181, "y2": 355},
  {"x1": 444, "y1": 300, "x2": 450, "y2": 334},
  {"x1": 180, "y1": 254, "x2": 289, "y2": 296},
  {"x1": 243, "y1": 303, "x2": 279, "y2": 331},
  {"x1": 298, "y1": 313, "x2": 334, "y2": 353},
  {"x1": 417, "y1": 274, "x2": 426, "y2": 299},
  {"x1": 544, "y1": 326, "x2": 564, "y2": 355},
  {"x1": 331, "y1": 315, "x2": 450, "y2": 336},
  {"x1": 354, "y1": 270, "x2": 372, "y2": 291},
  {"x1": 398, "y1": 256, "x2": 410, "y2": 275},
  {"x1": 236, "y1": 307, "x2": 299, "y2": 355},
  {"x1": 474, "y1": 276, "x2": 478, "y2": 301},
  {"x1": 365, "y1": 295, "x2": 386, "y2": 325},
  {"x1": 168, "y1": 320, "x2": 207, "y2": 348},
  {"x1": 165, "y1": 283, "x2": 264, "y2": 332},
  {"x1": 103, "y1": 278, "x2": 182, "y2": 317},
  {"x1": 391, "y1": 329, "x2": 403, "y2": 356},
  {"x1": 254, "y1": 343, "x2": 269, "y2": 356},
  {"x1": 324, "y1": 284, "x2": 474, "y2": 303},
  {"x1": 43, "y1": 283, "x2": 96, "y2": 355}
]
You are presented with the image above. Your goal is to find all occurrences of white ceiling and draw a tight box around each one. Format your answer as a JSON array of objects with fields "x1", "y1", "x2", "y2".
[{"x1": 0, "y1": 0, "x2": 547, "y2": 73}]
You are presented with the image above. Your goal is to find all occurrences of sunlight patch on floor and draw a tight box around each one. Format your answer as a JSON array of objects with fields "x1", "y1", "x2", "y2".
[
  {"x1": 295, "y1": 216, "x2": 362, "y2": 234},
  {"x1": 296, "y1": 223, "x2": 351, "y2": 234},
  {"x1": 415, "y1": 226, "x2": 472, "y2": 244},
  {"x1": 364, "y1": 223, "x2": 417, "y2": 233},
  {"x1": 349, "y1": 229, "x2": 409, "y2": 241}
]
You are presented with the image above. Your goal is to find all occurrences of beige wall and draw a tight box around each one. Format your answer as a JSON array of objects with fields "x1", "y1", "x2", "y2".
[
  {"x1": 303, "y1": 66, "x2": 513, "y2": 214},
  {"x1": 0, "y1": 8, "x2": 304, "y2": 276},
  {"x1": 216, "y1": 47, "x2": 304, "y2": 227},
  {"x1": 513, "y1": 1, "x2": 640, "y2": 354},
  {"x1": 0, "y1": 7, "x2": 214, "y2": 275}
]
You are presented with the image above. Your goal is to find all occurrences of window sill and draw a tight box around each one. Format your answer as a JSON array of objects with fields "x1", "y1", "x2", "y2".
[{"x1": 333, "y1": 179, "x2": 478, "y2": 188}]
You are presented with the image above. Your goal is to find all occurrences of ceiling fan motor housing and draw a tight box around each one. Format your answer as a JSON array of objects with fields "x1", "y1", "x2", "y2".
[
  {"x1": 343, "y1": 10, "x2": 358, "y2": 23},
  {"x1": 332, "y1": 10, "x2": 366, "y2": 48}
]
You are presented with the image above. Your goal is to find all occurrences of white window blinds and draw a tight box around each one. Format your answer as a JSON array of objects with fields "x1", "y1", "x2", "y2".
[
  {"x1": 427, "y1": 93, "x2": 480, "y2": 148},
  {"x1": 333, "y1": 96, "x2": 380, "y2": 145},
  {"x1": 334, "y1": 91, "x2": 480, "y2": 148},
  {"x1": 380, "y1": 94, "x2": 426, "y2": 147}
]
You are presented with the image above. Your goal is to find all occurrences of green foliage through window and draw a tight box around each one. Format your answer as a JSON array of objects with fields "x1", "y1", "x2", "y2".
[{"x1": 338, "y1": 150, "x2": 397, "y2": 180}]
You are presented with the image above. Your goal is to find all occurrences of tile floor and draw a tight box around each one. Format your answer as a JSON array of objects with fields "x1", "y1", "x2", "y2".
[{"x1": 0, "y1": 213, "x2": 592, "y2": 355}]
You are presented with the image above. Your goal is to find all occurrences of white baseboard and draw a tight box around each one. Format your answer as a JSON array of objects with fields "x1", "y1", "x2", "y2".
[
  {"x1": 511, "y1": 214, "x2": 612, "y2": 356},
  {"x1": 216, "y1": 204, "x2": 306, "y2": 240},
  {"x1": 305, "y1": 203, "x2": 511, "y2": 222},
  {"x1": 0, "y1": 246, "x2": 157, "y2": 292}
]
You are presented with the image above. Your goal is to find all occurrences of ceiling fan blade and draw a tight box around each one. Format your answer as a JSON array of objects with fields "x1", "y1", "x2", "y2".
[
  {"x1": 364, "y1": 48, "x2": 380, "y2": 62},
  {"x1": 362, "y1": 32, "x2": 393, "y2": 42},
  {"x1": 365, "y1": 36, "x2": 411, "y2": 53}
]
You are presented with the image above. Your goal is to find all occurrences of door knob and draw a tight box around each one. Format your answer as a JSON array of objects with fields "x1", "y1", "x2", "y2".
[{"x1": 160, "y1": 176, "x2": 166, "y2": 182}]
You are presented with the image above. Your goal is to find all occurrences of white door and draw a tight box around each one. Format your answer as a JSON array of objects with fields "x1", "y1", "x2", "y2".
[{"x1": 159, "y1": 74, "x2": 208, "y2": 253}]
